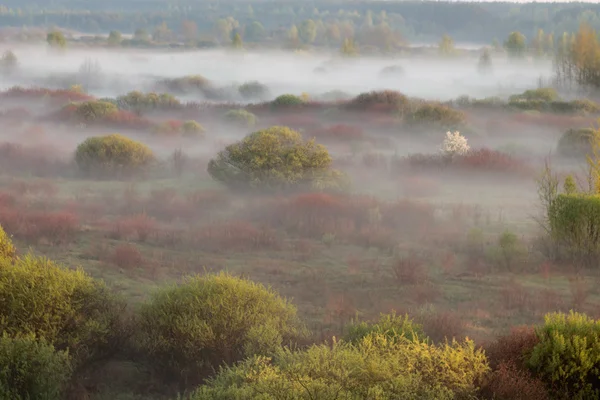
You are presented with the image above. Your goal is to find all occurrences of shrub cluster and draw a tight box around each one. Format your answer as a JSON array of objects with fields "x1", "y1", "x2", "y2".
[
  {"x1": 116, "y1": 91, "x2": 181, "y2": 112},
  {"x1": 222, "y1": 109, "x2": 258, "y2": 127},
  {"x1": 74, "y1": 134, "x2": 155, "y2": 178},
  {"x1": 557, "y1": 128, "x2": 599, "y2": 158},
  {"x1": 270, "y1": 94, "x2": 304, "y2": 108}
]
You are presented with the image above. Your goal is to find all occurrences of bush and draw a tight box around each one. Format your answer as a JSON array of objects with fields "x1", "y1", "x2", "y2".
[
  {"x1": 135, "y1": 272, "x2": 305, "y2": 385},
  {"x1": 73, "y1": 100, "x2": 118, "y2": 122},
  {"x1": 548, "y1": 194, "x2": 600, "y2": 266},
  {"x1": 480, "y1": 361, "x2": 550, "y2": 400},
  {"x1": 222, "y1": 109, "x2": 257, "y2": 127},
  {"x1": 485, "y1": 326, "x2": 539, "y2": 370},
  {"x1": 158, "y1": 75, "x2": 211, "y2": 94},
  {"x1": 116, "y1": 91, "x2": 181, "y2": 112},
  {"x1": 238, "y1": 81, "x2": 269, "y2": 100},
  {"x1": 75, "y1": 134, "x2": 155, "y2": 178},
  {"x1": 347, "y1": 90, "x2": 409, "y2": 112},
  {"x1": 0, "y1": 225, "x2": 15, "y2": 261},
  {"x1": 528, "y1": 311, "x2": 600, "y2": 399},
  {"x1": 345, "y1": 312, "x2": 424, "y2": 344},
  {"x1": 181, "y1": 120, "x2": 205, "y2": 137},
  {"x1": 270, "y1": 94, "x2": 304, "y2": 108},
  {"x1": 509, "y1": 88, "x2": 559, "y2": 103},
  {"x1": 0, "y1": 334, "x2": 72, "y2": 400},
  {"x1": 207, "y1": 126, "x2": 347, "y2": 191},
  {"x1": 557, "y1": 128, "x2": 599, "y2": 158},
  {"x1": 0, "y1": 255, "x2": 126, "y2": 367},
  {"x1": 184, "y1": 334, "x2": 489, "y2": 400},
  {"x1": 408, "y1": 102, "x2": 466, "y2": 129}
]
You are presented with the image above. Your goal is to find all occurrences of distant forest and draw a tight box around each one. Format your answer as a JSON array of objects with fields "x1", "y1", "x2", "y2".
[{"x1": 0, "y1": 1, "x2": 599, "y2": 45}]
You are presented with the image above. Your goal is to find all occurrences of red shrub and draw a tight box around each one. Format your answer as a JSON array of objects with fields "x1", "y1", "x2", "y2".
[
  {"x1": 499, "y1": 280, "x2": 531, "y2": 312},
  {"x1": 390, "y1": 253, "x2": 428, "y2": 285},
  {"x1": 112, "y1": 243, "x2": 144, "y2": 269},
  {"x1": 456, "y1": 148, "x2": 531, "y2": 174},
  {"x1": 122, "y1": 214, "x2": 157, "y2": 242},
  {"x1": 103, "y1": 110, "x2": 153, "y2": 130},
  {"x1": 26, "y1": 210, "x2": 79, "y2": 245},
  {"x1": 480, "y1": 361, "x2": 549, "y2": 400},
  {"x1": 2, "y1": 86, "x2": 93, "y2": 103},
  {"x1": 484, "y1": 325, "x2": 539, "y2": 370},
  {"x1": 420, "y1": 311, "x2": 466, "y2": 343}
]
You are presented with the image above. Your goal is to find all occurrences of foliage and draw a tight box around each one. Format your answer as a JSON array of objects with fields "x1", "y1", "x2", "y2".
[
  {"x1": 116, "y1": 91, "x2": 181, "y2": 112},
  {"x1": 480, "y1": 361, "x2": 550, "y2": 400},
  {"x1": 345, "y1": 312, "x2": 424, "y2": 344},
  {"x1": 340, "y1": 37, "x2": 358, "y2": 57},
  {"x1": 504, "y1": 31, "x2": 527, "y2": 60},
  {"x1": 347, "y1": 90, "x2": 409, "y2": 112},
  {"x1": 558, "y1": 128, "x2": 599, "y2": 158},
  {"x1": 478, "y1": 48, "x2": 492, "y2": 75},
  {"x1": 270, "y1": 94, "x2": 304, "y2": 108},
  {"x1": 408, "y1": 102, "x2": 466, "y2": 129},
  {"x1": 107, "y1": 30, "x2": 122, "y2": 45},
  {"x1": 564, "y1": 175, "x2": 578, "y2": 194},
  {"x1": 73, "y1": 100, "x2": 118, "y2": 122},
  {"x1": 184, "y1": 334, "x2": 489, "y2": 400},
  {"x1": 0, "y1": 50, "x2": 17, "y2": 73},
  {"x1": 222, "y1": 109, "x2": 258, "y2": 127},
  {"x1": 0, "y1": 334, "x2": 72, "y2": 400},
  {"x1": 46, "y1": 30, "x2": 66, "y2": 48},
  {"x1": 232, "y1": 32, "x2": 243, "y2": 49},
  {"x1": 509, "y1": 88, "x2": 559, "y2": 103},
  {"x1": 181, "y1": 120, "x2": 205, "y2": 136},
  {"x1": 528, "y1": 311, "x2": 600, "y2": 399},
  {"x1": 0, "y1": 255, "x2": 126, "y2": 367},
  {"x1": 238, "y1": 81, "x2": 269, "y2": 100},
  {"x1": 0, "y1": 225, "x2": 15, "y2": 261},
  {"x1": 207, "y1": 126, "x2": 346, "y2": 191},
  {"x1": 74, "y1": 134, "x2": 155, "y2": 178},
  {"x1": 135, "y1": 272, "x2": 305, "y2": 385},
  {"x1": 441, "y1": 131, "x2": 470, "y2": 157},
  {"x1": 438, "y1": 34, "x2": 456, "y2": 56},
  {"x1": 548, "y1": 194, "x2": 600, "y2": 266}
]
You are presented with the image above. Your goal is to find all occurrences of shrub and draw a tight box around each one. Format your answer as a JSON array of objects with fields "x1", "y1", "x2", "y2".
[
  {"x1": 207, "y1": 126, "x2": 347, "y2": 191},
  {"x1": 528, "y1": 311, "x2": 600, "y2": 399},
  {"x1": 184, "y1": 334, "x2": 489, "y2": 400},
  {"x1": 548, "y1": 194, "x2": 600, "y2": 266},
  {"x1": 557, "y1": 128, "x2": 599, "y2": 158},
  {"x1": 135, "y1": 272, "x2": 306, "y2": 385},
  {"x1": 0, "y1": 334, "x2": 72, "y2": 400},
  {"x1": 347, "y1": 90, "x2": 409, "y2": 112},
  {"x1": 158, "y1": 75, "x2": 211, "y2": 94},
  {"x1": 116, "y1": 91, "x2": 181, "y2": 112},
  {"x1": 73, "y1": 100, "x2": 118, "y2": 122},
  {"x1": 270, "y1": 94, "x2": 304, "y2": 108},
  {"x1": 112, "y1": 244, "x2": 144, "y2": 269},
  {"x1": 75, "y1": 134, "x2": 155, "y2": 178},
  {"x1": 181, "y1": 120, "x2": 205, "y2": 137},
  {"x1": 222, "y1": 109, "x2": 257, "y2": 127},
  {"x1": 345, "y1": 312, "x2": 424, "y2": 344},
  {"x1": 0, "y1": 225, "x2": 15, "y2": 261},
  {"x1": 480, "y1": 361, "x2": 550, "y2": 400},
  {"x1": 441, "y1": 131, "x2": 470, "y2": 157},
  {"x1": 509, "y1": 88, "x2": 559, "y2": 103},
  {"x1": 408, "y1": 102, "x2": 467, "y2": 129},
  {"x1": 0, "y1": 255, "x2": 126, "y2": 367},
  {"x1": 485, "y1": 326, "x2": 539, "y2": 370},
  {"x1": 238, "y1": 81, "x2": 270, "y2": 100}
]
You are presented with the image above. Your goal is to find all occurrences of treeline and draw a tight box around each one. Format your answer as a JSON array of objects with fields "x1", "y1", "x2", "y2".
[{"x1": 0, "y1": 1, "x2": 599, "y2": 44}]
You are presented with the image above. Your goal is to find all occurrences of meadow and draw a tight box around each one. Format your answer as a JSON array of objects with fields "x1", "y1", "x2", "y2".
[{"x1": 1, "y1": 33, "x2": 600, "y2": 400}]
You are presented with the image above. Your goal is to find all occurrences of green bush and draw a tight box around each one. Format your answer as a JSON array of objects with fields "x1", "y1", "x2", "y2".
[
  {"x1": 238, "y1": 81, "x2": 269, "y2": 100},
  {"x1": 222, "y1": 109, "x2": 258, "y2": 127},
  {"x1": 207, "y1": 126, "x2": 348, "y2": 191},
  {"x1": 181, "y1": 120, "x2": 205, "y2": 136},
  {"x1": 73, "y1": 100, "x2": 118, "y2": 121},
  {"x1": 408, "y1": 102, "x2": 467, "y2": 129},
  {"x1": 509, "y1": 88, "x2": 559, "y2": 103},
  {"x1": 159, "y1": 75, "x2": 211, "y2": 94},
  {"x1": 0, "y1": 225, "x2": 15, "y2": 261},
  {"x1": 548, "y1": 194, "x2": 600, "y2": 266},
  {"x1": 347, "y1": 90, "x2": 409, "y2": 111},
  {"x1": 270, "y1": 94, "x2": 304, "y2": 108},
  {"x1": 184, "y1": 334, "x2": 489, "y2": 400},
  {"x1": 135, "y1": 272, "x2": 306, "y2": 385},
  {"x1": 345, "y1": 311, "x2": 424, "y2": 344},
  {"x1": 116, "y1": 91, "x2": 181, "y2": 112},
  {"x1": 557, "y1": 128, "x2": 599, "y2": 158},
  {"x1": 0, "y1": 255, "x2": 126, "y2": 367},
  {"x1": 528, "y1": 311, "x2": 600, "y2": 399},
  {"x1": 74, "y1": 134, "x2": 155, "y2": 177},
  {"x1": 0, "y1": 334, "x2": 72, "y2": 400}
]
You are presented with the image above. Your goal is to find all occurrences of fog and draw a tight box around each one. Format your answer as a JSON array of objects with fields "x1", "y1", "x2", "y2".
[{"x1": 1, "y1": 45, "x2": 554, "y2": 102}]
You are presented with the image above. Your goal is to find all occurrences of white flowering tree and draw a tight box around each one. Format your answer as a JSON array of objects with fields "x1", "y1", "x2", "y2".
[{"x1": 441, "y1": 131, "x2": 470, "y2": 157}]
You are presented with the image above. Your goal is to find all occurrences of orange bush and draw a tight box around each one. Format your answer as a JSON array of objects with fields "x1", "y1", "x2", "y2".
[
  {"x1": 112, "y1": 243, "x2": 144, "y2": 269},
  {"x1": 484, "y1": 326, "x2": 539, "y2": 370},
  {"x1": 192, "y1": 220, "x2": 280, "y2": 251},
  {"x1": 479, "y1": 361, "x2": 549, "y2": 400}
]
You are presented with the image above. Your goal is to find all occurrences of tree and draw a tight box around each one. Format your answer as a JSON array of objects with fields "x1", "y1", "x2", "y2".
[
  {"x1": 298, "y1": 19, "x2": 317, "y2": 44},
  {"x1": 152, "y1": 22, "x2": 173, "y2": 42},
  {"x1": 504, "y1": 31, "x2": 527, "y2": 60},
  {"x1": 0, "y1": 50, "x2": 17, "y2": 73},
  {"x1": 245, "y1": 21, "x2": 265, "y2": 42},
  {"x1": 232, "y1": 32, "x2": 243, "y2": 49},
  {"x1": 107, "y1": 30, "x2": 122, "y2": 46},
  {"x1": 207, "y1": 126, "x2": 346, "y2": 191},
  {"x1": 341, "y1": 37, "x2": 358, "y2": 57},
  {"x1": 46, "y1": 30, "x2": 66, "y2": 48},
  {"x1": 78, "y1": 58, "x2": 102, "y2": 91},
  {"x1": 287, "y1": 25, "x2": 299, "y2": 48},
  {"x1": 133, "y1": 28, "x2": 149, "y2": 42},
  {"x1": 478, "y1": 48, "x2": 493, "y2": 74},
  {"x1": 181, "y1": 19, "x2": 198, "y2": 42},
  {"x1": 135, "y1": 272, "x2": 305, "y2": 385},
  {"x1": 438, "y1": 34, "x2": 455, "y2": 56},
  {"x1": 75, "y1": 134, "x2": 155, "y2": 178}
]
